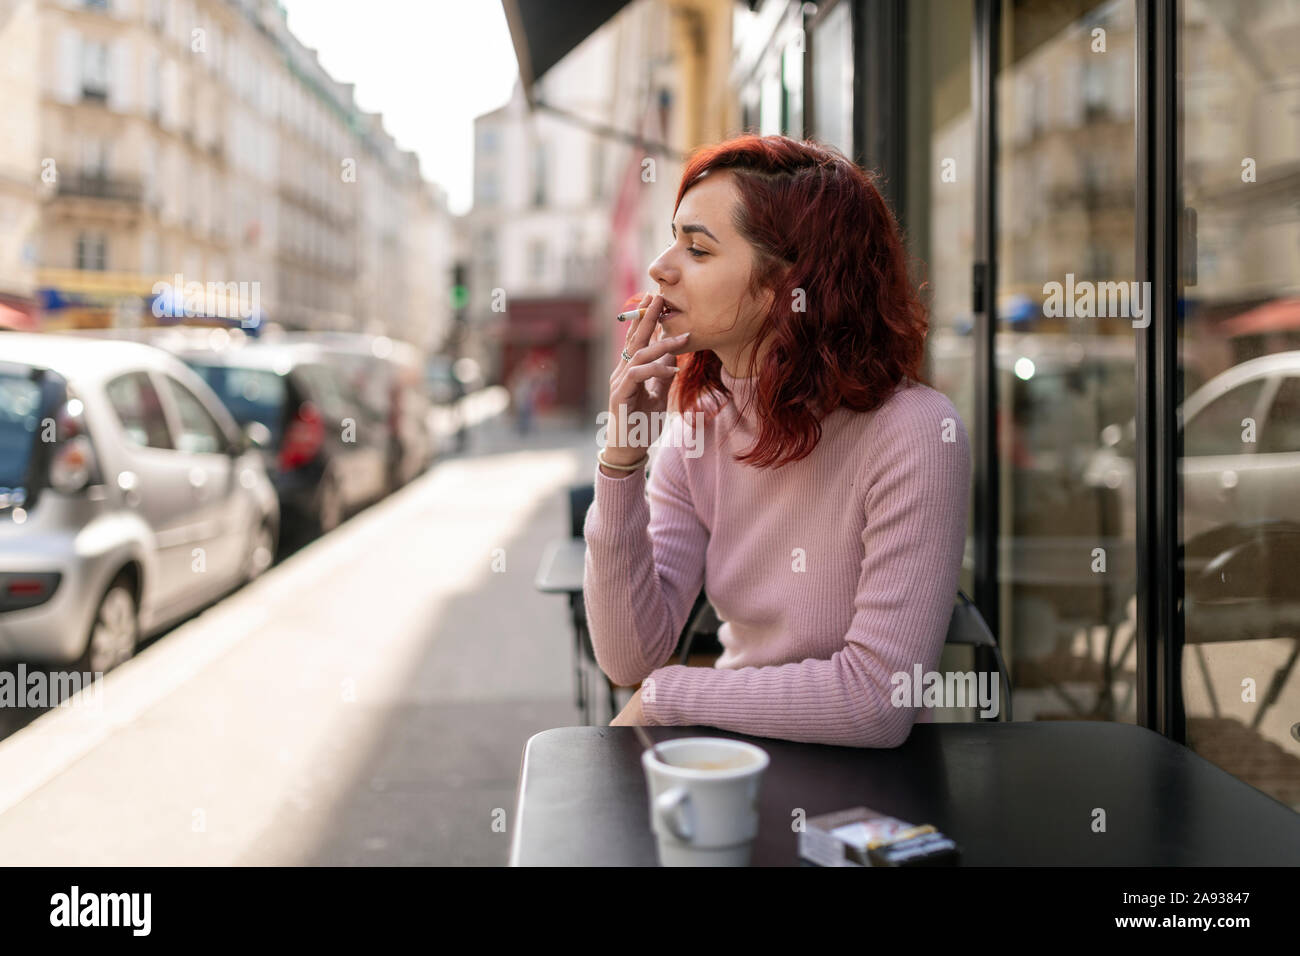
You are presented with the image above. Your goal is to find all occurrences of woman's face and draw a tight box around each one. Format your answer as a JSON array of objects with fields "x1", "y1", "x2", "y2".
[{"x1": 648, "y1": 169, "x2": 775, "y2": 376}]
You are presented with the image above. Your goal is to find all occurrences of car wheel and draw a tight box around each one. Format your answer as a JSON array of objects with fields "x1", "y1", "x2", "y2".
[
  {"x1": 77, "y1": 576, "x2": 139, "y2": 676},
  {"x1": 242, "y1": 520, "x2": 277, "y2": 583},
  {"x1": 318, "y1": 474, "x2": 344, "y2": 534}
]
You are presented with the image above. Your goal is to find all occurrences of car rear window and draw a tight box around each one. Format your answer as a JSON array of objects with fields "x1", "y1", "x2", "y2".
[
  {"x1": 186, "y1": 363, "x2": 287, "y2": 447},
  {"x1": 0, "y1": 372, "x2": 42, "y2": 491}
]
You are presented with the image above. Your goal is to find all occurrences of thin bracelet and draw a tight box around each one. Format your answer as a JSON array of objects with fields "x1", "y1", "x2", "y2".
[{"x1": 598, "y1": 448, "x2": 649, "y2": 471}]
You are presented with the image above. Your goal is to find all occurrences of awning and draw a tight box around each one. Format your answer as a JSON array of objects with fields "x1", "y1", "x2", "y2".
[
  {"x1": 1217, "y1": 298, "x2": 1300, "y2": 337},
  {"x1": 0, "y1": 303, "x2": 38, "y2": 332},
  {"x1": 502, "y1": 0, "x2": 635, "y2": 106}
]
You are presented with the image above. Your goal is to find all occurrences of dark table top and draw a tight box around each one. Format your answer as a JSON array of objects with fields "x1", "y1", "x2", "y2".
[{"x1": 509, "y1": 722, "x2": 1300, "y2": 866}]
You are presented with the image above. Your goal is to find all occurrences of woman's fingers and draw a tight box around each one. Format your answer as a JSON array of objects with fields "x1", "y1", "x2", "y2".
[
  {"x1": 623, "y1": 365, "x2": 680, "y2": 402},
  {"x1": 631, "y1": 294, "x2": 665, "y2": 353},
  {"x1": 610, "y1": 294, "x2": 684, "y2": 393},
  {"x1": 626, "y1": 360, "x2": 680, "y2": 382},
  {"x1": 626, "y1": 331, "x2": 689, "y2": 367},
  {"x1": 613, "y1": 358, "x2": 680, "y2": 405}
]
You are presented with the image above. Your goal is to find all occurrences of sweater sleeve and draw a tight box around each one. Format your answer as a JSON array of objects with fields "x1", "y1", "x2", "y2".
[
  {"x1": 582, "y1": 421, "x2": 709, "y2": 687},
  {"x1": 638, "y1": 389, "x2": 972, "y2": 747}
]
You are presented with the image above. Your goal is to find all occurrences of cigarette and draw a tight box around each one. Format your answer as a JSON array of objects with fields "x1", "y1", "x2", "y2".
[{"x1": 616, "y1": 307, "x2": 649, "y2": 323}]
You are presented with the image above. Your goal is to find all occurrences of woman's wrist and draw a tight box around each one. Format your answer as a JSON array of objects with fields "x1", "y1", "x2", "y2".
[
  {"x1": 598, "y1": 447, "x2": 648, "y2": 477},
  {"x1": 599, "y1": 462, "x2": 638, "y2": 479}
]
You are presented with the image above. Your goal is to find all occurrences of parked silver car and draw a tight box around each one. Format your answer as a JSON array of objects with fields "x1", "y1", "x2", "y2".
[
  {"x1": 1085, "y1": 350, "x2": 1300, "y2": 544},
  {"x1": 0, "y1": 334, "x2": 279, "y2": 673}
]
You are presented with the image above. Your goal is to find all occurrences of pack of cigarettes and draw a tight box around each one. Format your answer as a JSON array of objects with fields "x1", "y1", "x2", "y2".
[{"x1": 798, "y1": 806, "x2": 960, "y2": 867}]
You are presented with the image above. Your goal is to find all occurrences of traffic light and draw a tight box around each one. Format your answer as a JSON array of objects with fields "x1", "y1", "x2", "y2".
[{"x1": 451, "y1": 262, "x2": 469, "y2": 312}]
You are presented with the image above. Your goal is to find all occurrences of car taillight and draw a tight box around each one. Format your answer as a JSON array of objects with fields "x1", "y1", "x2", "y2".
[
  {"x1": 48, "y1": 400, "x2": 97, "y2": 494},
  {"x1": 49, "y1": 436, "x2": 95, "y2": 493},
  {"x1": 278, "y1": 401, "x2": 324, "y2": 471}
]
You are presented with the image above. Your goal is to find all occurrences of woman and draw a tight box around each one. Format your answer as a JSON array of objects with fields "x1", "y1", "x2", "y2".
[{"x1": 584, "y1": 134, "x2": 971, "y2": 747}]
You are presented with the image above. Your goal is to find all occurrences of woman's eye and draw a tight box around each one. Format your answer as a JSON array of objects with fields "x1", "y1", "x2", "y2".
[{"x1": 687, "y1": 247, "x2": 707, "y2": 258}]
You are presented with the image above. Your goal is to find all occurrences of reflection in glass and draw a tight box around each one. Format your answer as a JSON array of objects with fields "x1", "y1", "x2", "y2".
[
  {"x1": 906, "y1": 0, "x2": 977, "y2": 720},
  {"x1": 994, "y1": 0, "x2": 1138, "y2": 725},
  {"x1": 1179, "y1": 0, "x2": 1300, "y2": 810}
]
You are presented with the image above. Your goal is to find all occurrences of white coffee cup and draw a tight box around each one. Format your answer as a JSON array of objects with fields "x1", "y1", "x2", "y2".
[{"x1": 641, "y1": 737, "x2": 770, "y2": 866}]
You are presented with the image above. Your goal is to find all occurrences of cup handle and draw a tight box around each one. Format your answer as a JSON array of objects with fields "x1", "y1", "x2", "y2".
[{"x1": 654, "y1": 786, "x2": 694, "y2": 842}]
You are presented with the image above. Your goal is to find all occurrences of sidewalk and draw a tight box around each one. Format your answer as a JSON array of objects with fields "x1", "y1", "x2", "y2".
[{"x1": 0, "y1": 407, "x2": 601, "y2": 865}]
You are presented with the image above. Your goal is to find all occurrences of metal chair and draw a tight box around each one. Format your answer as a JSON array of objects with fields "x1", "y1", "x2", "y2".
[
  {"x1": 1109, "y1": 519, "x2": 1300, "y2": 728},
  {"x1": 564, "y1": 483, "x2": 606, "y2": 724},
  {"x1": 946, "y1": 588, "x2": 1014, "y2": 721}
]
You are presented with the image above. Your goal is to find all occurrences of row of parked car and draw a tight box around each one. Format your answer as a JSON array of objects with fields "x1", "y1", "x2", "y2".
[{"x1": 0, "y1": 329, "x2": 471, "y2": 677}]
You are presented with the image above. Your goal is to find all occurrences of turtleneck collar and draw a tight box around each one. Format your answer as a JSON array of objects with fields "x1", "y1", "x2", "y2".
[
  {"x1": 716, "y1": 364, "x2": 760, "y2": 421},
  {"x1": 718, "y1": 364, "x2": 757, "y2": 392}
]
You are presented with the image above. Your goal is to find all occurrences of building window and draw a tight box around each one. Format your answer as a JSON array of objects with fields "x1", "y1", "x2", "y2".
[
  {"x1": 81, "y1": 140, "x2": 108, "y2": 179},
  {"x1": 761, "y1": 62, "x2": 783, "y2": 135},
  {"x1": 529, "y1": 239, "x2": 546, "y2": 280},
  {"x1": 147, "y1": 54, "x2": 161, "y2": 118},
  {"x1": 76, "y1": 233, "x2": 107, "y2": 271},
  {"x1": 82, "y1": 41, "x2": 109, "y2": 101},
  {"x1": 783, "y1": 34, "x2": 805, "y2": 137},
  {"x1": 811, "y1": 0, "x2": 853, "y2": 157},
  {"x1": 591, "y1": 140, "x2": 605, "y2": 201},
  {"x1": 1081, "y1": 59, "x2": 1110, "y2": 121},
  {"x1": 532, "y1": 144, "x2": 547, "y2": 207}
]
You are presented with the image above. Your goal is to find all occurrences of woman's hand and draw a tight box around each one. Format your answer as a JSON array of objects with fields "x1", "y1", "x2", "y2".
[
  {"x1": 603, "y1": 293, "x2": 691, "y2": 468},
  {"x1": 609, "y1": 687, "x2": 646, "y2": 726}
]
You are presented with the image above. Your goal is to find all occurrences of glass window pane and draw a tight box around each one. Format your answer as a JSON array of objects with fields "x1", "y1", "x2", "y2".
[
  {"x1": 995, "y1": 0, "x2": 1138, "y2": 725},
  {"x1": 186, "y1": 362, "x2": 286, "y2": 447},
  {"x1": 105, "y1": 372, "x2": 173, "y2": 450},
  {"x1": 165, "y1": 377, "x2": 226, "y2": 455},
  {"x1": 0, "y1": 373, "x2": 42, "y2": 490},
  {"x1": 1183, "y1": 378, "x2": 1265, "y2": 458},
  {"x1": 1179, "y1": 0, "x2": 1300, "y2": 811},
  {"x1": 1261, "y1": 378, "x2": 1300, "y2": 455},
  {"x1": 904, "y1": 0, "x2": 978, "y2": 721},
  {"x1": 905, "y1": 0, "x2": 975, "y2": 596}
]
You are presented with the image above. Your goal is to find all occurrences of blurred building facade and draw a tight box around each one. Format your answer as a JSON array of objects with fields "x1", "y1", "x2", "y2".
[
  {"x1": 0, "y1": 0, "x2": 452, "y2": 352},
  {"x1": 475, "y1": 0, "x2": 734, "y2": 412}
]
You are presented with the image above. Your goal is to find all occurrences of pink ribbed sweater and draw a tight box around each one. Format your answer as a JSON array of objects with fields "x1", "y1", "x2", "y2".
[{"x1": 583, "y1": 366, "x2": 971, "y2": 747}]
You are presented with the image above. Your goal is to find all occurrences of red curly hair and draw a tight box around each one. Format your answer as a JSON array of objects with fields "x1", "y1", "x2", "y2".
[{"x1": 657, "y1": 134, "x2": 931, "y2": 469}]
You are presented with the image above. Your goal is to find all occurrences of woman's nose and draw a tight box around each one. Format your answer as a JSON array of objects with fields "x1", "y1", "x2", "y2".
[{"x1": 648, "y1": 249, "x2": 676, "y2": 285}]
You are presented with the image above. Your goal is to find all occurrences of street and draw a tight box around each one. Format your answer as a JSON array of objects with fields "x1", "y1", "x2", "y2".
[{"x1": 0, "y1": 407, "x2": 597, "y2": 865}]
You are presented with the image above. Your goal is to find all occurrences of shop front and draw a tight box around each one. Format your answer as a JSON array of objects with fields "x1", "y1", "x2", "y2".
[
  {"x1": 492, "y1": 296, "x2": 596, "y2": 416},
  {"x1": 734, "y1": 0, "x2": 1300, "y2": 807}
]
